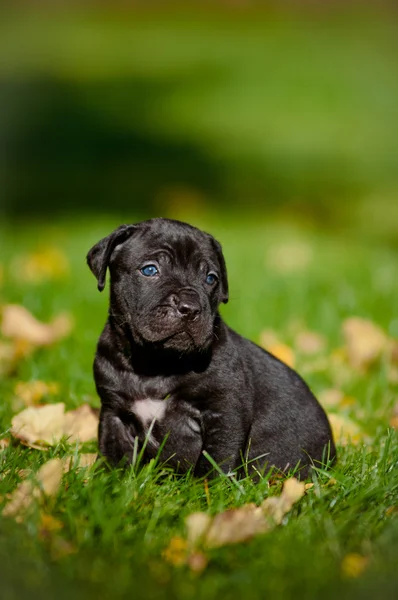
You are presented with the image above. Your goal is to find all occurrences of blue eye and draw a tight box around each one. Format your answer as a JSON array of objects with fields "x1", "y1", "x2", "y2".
[
  {"x1": 141, "y1": 264, "x2": 158, "y2": 277},
  {"x1": 206, "y1": 272, "x2": 217, "y2": 285}
]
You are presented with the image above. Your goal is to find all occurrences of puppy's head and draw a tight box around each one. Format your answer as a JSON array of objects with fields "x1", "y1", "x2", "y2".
[{"x1": 87, "y1": 218, "x2": 228, "y2": 353}]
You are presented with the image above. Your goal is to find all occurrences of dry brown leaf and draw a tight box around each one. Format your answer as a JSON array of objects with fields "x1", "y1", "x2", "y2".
[
  {"x1": 295, "y1": 330, "x2": 326, "y2": 355},
  {"x1": 205, "y1": 503, "x2": 267, "y2": 548},
  {"x1": 184, "y1": 477, "x2": 305, "y2": 552},
  {"x1": 65, "y1": 453, "x2": 98, "y2": 471},
  {"x1": 328, "y1": 413, "x2": 363, "y2": 446},
  {"x1": 63, "y1": 404, "x2": 99, "y2": 443},
  {"x1": 11, "y1": 403, "x2": 99, "y2": 448},
  {"x1": 37, "y1": 458, "x2": 64, "y2": 496},
  {"x1": 262, "y1": 478, "x2": 305, "y2": 525},
  {"x1": 11, "y1": 248, "x2": 69, "y2": 284},
  {"x1": 341, "y1": 553, "x2": 369, "y2": 578},
  {"x1": 187, "y1": 552, "x2": 208, "y2": 574},
  {"x1": 1, "y1": 304, "x2": 73, "y2": 346},
  {"x1": 0, "y1": 438, "x2": 10, "y2": 450},
  {"x1": 342, "y1": 317, "x2": 388, "y2": 371},
  {"x1": 2, "y1": 458, "x2": 63, "y2": 520},
  {"x1": 268, "y1": 343, "x2": 295, "y2": 368},
  {"x1": 186, "y1": 512, "x2": 212, "y2": 547}
]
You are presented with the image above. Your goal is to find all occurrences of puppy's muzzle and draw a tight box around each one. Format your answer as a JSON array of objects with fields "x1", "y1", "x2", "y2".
[{"x1": 169, "y1": 290, "x2": 201, "y2": 322}]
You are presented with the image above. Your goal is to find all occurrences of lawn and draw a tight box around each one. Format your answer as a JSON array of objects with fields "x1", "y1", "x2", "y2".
[{"x1": 0, "y1": 213, "x2": 397, "y2": 600}]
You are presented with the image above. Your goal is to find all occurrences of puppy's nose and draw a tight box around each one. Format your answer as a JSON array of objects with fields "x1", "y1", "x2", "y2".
[{"x1": 171, "y1": 291, "x2": 201, "y2": 321}]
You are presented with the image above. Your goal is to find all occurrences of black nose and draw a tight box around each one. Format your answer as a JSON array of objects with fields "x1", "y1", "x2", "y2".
[{"x1": 171, "y1": 291, "x2": 201, "y2": 321}]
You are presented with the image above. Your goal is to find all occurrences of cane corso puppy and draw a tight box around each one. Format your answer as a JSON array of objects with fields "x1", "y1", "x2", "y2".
[{"x1": 87, "y1": 218, "x2": 335, "y2": 478}]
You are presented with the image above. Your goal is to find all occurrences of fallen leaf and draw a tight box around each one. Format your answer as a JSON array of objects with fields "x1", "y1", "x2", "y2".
[
  {"x1": 187, "y1": 552, "x2": 208, "y2": 574},
  {"x1": 328, "y1": 413, "x2": 363, "y2": 446},
  {"x1": 13, "y1": 380, "x2": 59, "y2": 410},
  {"x1": 0, "y1": 438, "x2": 10, "y2": 450},
  {"x1": 39, "y1": 513, "x2": 63, "y2": 539},
  {"x1": 295, "y1": 330, "x2": 326, "y2": 355},
  {"x1": 205, "y1": 503, "x2": 266, "y2": 548},
  {"x1": 163, "y1": 537, "x2": 188, "y2": 566},
  {"x1": 11, "y1": 403, "x2": 99, "y2": 448},
  {"x1": 1, "y1": 305, "x2": 73, "y2": 346},
  {"x1": 65, "y1": 453, "x2": 97, "y2": 471},
  {"x1": 342, "y1": 317, "x2": 388, "y2": 371},
  {"x1": 186, "y1": 512, "x2": 212, "y2": 548},
  {"x1": 37, "y1": 458, "x2": 64, "y2": 496},
  {"x1": 304, "y1": 483, "x2": 314, "y2": 491},
  {"x1": 2, "y1": 458, "x2": 63, "y2": 520},
  {"x1": 11, "y1": 247, "x2": 69, "y2": 284},
  {"x1": 267, "y1": 343, "x2": 295, "y2": 368},
  {"x1": 63, "y1": 404, "x2": 99, "y2": 443},
  {"x1": 341, "y1": 553, "x2": 369, "y2": 578},
  {"x1": 185, "y1": 477, "x2": 305, "y2": 551},
  {"x1": 261, "y1": 477, "x2": 305, "y2": 525}
]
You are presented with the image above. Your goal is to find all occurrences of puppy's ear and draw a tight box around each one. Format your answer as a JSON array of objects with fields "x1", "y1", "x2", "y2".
[
  {"x1": 87, "y1": 224, "x2": 137, "y2": 292},
  {"x1": 211, "y1": 238, "x2": 229, "y2": 304}
]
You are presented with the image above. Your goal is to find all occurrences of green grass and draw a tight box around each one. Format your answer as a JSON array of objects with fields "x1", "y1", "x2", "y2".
[{"x1": 0, "y1": 213, "x2": 397, "y2": 599}]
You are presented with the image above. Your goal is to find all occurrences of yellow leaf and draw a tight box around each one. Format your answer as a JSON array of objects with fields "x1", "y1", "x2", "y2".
[
  {"x1": 11, "y1": 248, "x2": 69, "y2": 284},
  {"x1": 1, "y1": 305, "x2": 73, "y2": 347},
  {"x1": 342, "y1": 317, "x2": 388, "y2": 371},
  {"x1": 39, "y1": 513, "x2": 64, "y2": 539},
  {"x1": 328, "y1": 413, "x2": 363, "y2": 446},
  {"x1": 11, "y1": 403, "x2": 99, "y2": 448},
  {"x1": 341, "y1": 553, "x2": 369, "y2": 578},
  {"x1": 163, "y1": 537, "x2": 188, "y2": 566},
  {"x1": 268, "y1": 343, "x2": 295, "y2": 368}
]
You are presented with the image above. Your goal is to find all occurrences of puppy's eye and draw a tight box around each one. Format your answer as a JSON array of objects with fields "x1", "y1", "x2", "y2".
[
  {"x1": 140, "y1": 265, "x2": 158, "y2": 277},
  {"x1": 206, "y1": 272, "x2": 217, "y2": 285}
]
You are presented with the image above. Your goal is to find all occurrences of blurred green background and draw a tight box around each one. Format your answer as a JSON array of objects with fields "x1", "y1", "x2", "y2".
[{"x1": 0, "y1": 0, "x2": 398, "y2": 242}]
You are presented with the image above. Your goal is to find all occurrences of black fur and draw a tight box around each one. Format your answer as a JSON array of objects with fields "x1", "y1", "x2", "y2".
[{"x1": 87, "y1": 218, "x2": 336, "y2": 478}]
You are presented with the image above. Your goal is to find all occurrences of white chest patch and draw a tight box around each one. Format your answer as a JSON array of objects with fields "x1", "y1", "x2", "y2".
[{"x1": 132, "y1": 399, "x2": 167, "y2": 428}]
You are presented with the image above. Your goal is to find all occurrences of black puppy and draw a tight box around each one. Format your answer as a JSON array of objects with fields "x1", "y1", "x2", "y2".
[{"x1": 87, "y1": 218, "x2": 335, "y2": 478}]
